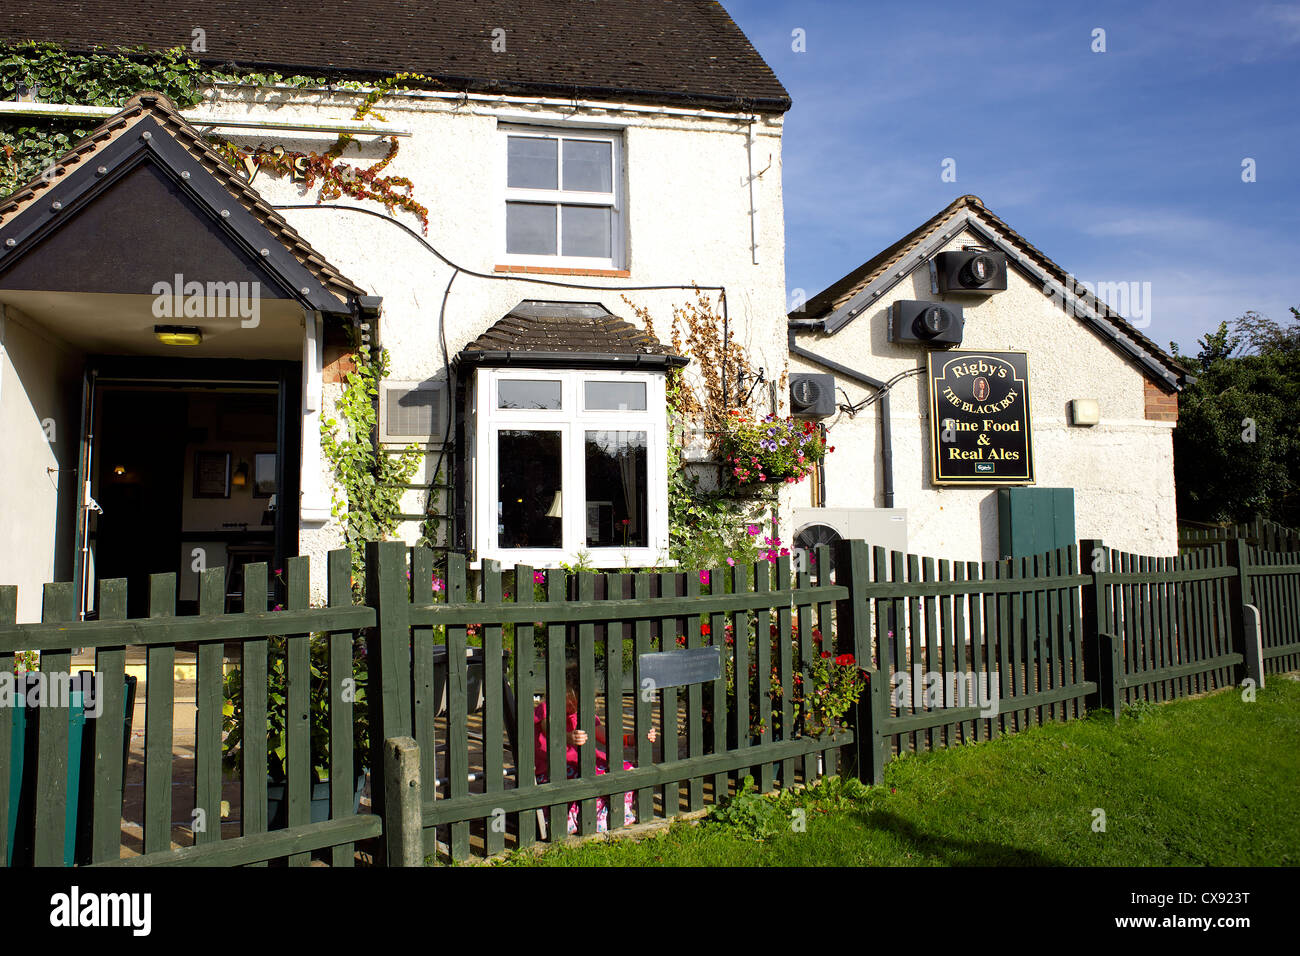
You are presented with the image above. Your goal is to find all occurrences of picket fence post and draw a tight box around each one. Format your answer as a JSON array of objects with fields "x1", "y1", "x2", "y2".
[
  {"x1": 1079, "y1": 539, "x2": 1120, "y2": 718},
  {"x1": 837, "y1": 539, "x2": 886, "y2": 784},
  {"x1": 1224, "y1": 537, "x2": 1253, "y2": 686},
  {"x1": 365, "y1": 539, "x2": 413, "y2": 866},
  {"x1": 383, "y1": 736, "x2": 423, "y2": 867}
]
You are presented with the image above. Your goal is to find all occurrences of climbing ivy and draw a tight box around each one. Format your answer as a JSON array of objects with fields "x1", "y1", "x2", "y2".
[
  {"x1": 320, "y1": 337, "x2": 423, "y2": 592},
  {"x1": 0, "y1": 41, "x2": 428, "y2": 231}
]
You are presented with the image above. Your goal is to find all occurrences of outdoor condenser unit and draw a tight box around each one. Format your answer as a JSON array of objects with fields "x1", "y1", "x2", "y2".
[
  {"x1": 789, "y1": 373, "x2": 836, "y2": 418},
  {"x1": 889, "y1": 300, "x2": 964, "y2": 346},
  {"x1": 791, "y1": 508, "x2": 908, "y2": 575},
  {"x1": 931, "y1": 249, "x2": 1008, "y2": 295}
]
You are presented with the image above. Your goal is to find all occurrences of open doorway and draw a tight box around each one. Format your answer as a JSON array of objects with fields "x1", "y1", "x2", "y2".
[{"x1": 87, "y1": 378, "x2": 286, "y2": 617}]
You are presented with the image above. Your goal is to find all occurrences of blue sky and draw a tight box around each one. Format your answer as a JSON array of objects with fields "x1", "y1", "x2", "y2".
[{"x1": 726, "y1": 0, "x2": 1299, "y2": 354}]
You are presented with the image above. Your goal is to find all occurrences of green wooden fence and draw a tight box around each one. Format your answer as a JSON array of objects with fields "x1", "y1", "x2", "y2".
[
  {"x1": 847, "y1": 543, "x2": 1097, "y2": 783},
  {"x1": 852, "y1": 536, "x2": 1300, "y2": 783},
  {"x1": 2, "y1": 534, "x2": 1298, "y2": 866},
  {"x1": 1179, "y1": 515, "x2": 1300, "y2": 553},
  {"x1": 375, "y1": 542, "x2": 853, "y2": 864},
  {"x1": 0, "y1": 551, "x2": 379, "y2": 867},
  {"x1": 1243, "y1": 544, "x2": 1300, "y2": 674}
]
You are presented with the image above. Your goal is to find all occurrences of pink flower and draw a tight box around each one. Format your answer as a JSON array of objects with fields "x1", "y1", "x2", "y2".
[
  {"x1": 726, "y1": 557, "x2": 736, "y2": 566},
  {"x1": 533, "y1": 570, "x2": 546, "y2": 584},
  {"x1": 699, "y1": 570, "x2": 710, "y2": 585},
  {"x1": 431, "y1": 577, "x2": 445, "y2": 593},
  {"x1": 746, "y1": 525, "x2": 760, "y2": 536}
]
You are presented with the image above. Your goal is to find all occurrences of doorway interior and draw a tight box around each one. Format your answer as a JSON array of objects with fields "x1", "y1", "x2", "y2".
[{"x1": 86, "y1": 377, "x2": 286, "y2": 617}]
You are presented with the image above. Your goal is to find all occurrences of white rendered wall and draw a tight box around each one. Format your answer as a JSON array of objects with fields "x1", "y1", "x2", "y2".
[
  {"x1": 790, "y1": 226, "x2": 1178, "y2": 561},
  {"x1": 200, "y1": 86, "x2": 788, "y2": 589},
  {"x1": 0, "y1": 305, "x2": 84, "y2": 621}
]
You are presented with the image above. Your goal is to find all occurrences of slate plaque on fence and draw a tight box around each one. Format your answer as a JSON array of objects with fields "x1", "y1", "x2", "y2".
[{"x1": 638, "y1": 647, "x2": 721, "y2": 689}]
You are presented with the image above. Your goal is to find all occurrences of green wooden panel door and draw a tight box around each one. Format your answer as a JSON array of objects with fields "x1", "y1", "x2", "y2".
[{"x1": 998, "y1": 487, "x2": 1076, "y2": 559}]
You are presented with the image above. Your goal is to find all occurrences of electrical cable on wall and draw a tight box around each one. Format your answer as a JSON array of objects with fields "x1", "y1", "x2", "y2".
[
  {"x1": 828, "y1": 365, "x2": 925, "y2": 428},
  {"x1": 275, "y1": 202, "x2": 741, "y2": 550}
]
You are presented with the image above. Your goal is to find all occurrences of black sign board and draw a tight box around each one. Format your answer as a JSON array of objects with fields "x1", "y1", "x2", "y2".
[
  {"x1": 928, "y1": 350, "x2": 1034, "y2": 485},
  {"x1": 637, "y1": 647, "x2": 721, "y2": 690}
]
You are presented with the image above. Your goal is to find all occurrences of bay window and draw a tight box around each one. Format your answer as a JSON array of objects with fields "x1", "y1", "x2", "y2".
[{"x1": 474, "y1": 368, "x2": 666, "y2": 567}]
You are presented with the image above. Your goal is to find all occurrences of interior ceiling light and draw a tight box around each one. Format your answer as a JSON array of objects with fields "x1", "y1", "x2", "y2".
[{"x1": 154, "y1": 325, "x2": 202, "y2": 346}]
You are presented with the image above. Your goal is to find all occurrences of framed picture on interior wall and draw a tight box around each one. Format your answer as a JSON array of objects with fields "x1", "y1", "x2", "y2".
[
  {"x1": 194, "y1": 451, "x2": 231, "y2": 498},
  {"x1": 253, "y1": 453, "x2": 277, "y2": 498}
]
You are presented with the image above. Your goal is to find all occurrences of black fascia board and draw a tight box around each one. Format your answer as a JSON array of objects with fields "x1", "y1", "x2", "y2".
[
  {"x1": 453, "y1": 349, "x2": 689, "y2": 371},
  {"x1": 197, "y1": 58, "x2": 792, "y2": 114}
]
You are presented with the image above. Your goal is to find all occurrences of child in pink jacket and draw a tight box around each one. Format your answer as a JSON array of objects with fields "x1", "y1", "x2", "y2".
[{"x1": 534, "y1": 660, "x2": 656, "y2": 834}]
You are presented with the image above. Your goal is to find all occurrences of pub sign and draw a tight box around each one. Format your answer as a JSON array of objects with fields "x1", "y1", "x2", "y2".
[{"x1": 927, "y1": 350, "x2": 1034, "y2": 485}]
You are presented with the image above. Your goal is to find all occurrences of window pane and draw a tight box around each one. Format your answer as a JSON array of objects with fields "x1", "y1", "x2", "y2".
[
  {"x1": 506, "y1": 203, "x2": 557, "y2": 255},
  {"x1": 498, "y1": 379, "x2": 562, "y2": 410},
  {"x1": 585, "y1": 430, "x2": 647, "y2": 548},
  {"x1": 562, "y1": 205, "x2": 611, "y2": 259},
  {"x1": 498, "y1": 431, "x2": 562, "y2": 549},
  {"x1": 507, "y1": 136, "x2": 558, "y2": 189},
  {"x1": 584, "y1": 381, "x2": 646, "y2": 411},
  {"x1": 563, "y1": 139, "x2": 612, "y2": 192}
]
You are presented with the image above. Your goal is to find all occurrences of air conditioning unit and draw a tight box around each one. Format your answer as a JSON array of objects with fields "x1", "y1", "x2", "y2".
[
  {"x1": 379, "y1": 381, "x2": 448, "y2": 445},
  {"x1": 931, "y1": 249, "x2": 1008, "y2": 295},
  {"x1": 789, "y1": 373, "x2": 835, "y2": 418},
  {"x1": 791, "y1": 508, "x2": 908, "y2": 575},
  {"x1": 889, "y1": 300, "x2": 964, "y2": 346}
]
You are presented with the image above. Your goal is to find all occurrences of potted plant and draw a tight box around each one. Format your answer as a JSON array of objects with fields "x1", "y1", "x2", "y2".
[
  {"x1": 221, "y1": 633, "x2": 369, "y2": 829},
  {"x1": 719, "y1": 412, "x2": 831, "y2": 489}
]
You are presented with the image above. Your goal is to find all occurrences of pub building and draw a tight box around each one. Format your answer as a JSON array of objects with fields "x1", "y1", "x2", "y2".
[
  {"x1": 0, "y1": 2, "x2": 792, "y2": 621},
  {"x1": 787, "y1": 194, "x2": 1189, "y2": 563}
]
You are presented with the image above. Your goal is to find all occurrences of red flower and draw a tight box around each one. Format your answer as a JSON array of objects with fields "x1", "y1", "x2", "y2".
[
  {"x1": 821, "y1": 651, "x2": 831, "y2": 659},
  {"x1": 835, "y1": 653, "x2": 855, "y2": 667},
  {"x1": 700, "y1": 622, "x2": 711, "y2": 636}
]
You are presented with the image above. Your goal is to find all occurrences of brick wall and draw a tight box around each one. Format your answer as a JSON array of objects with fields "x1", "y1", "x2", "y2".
[{"x1": 1144, "y1": 380, "x2": 1179, "y2": 422}]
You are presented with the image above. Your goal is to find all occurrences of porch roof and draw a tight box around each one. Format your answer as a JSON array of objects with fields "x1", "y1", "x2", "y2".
[
  {"x1": 0, "y1": 91, "x2": 365, "y2": 316},
  {"x1": 456, "y1": 301, "x2": 688, "y2": 370}
]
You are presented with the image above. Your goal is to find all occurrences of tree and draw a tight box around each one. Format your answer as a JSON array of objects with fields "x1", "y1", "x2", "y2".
[{"x1": 1171, "y1": 308, "x2": 1300, "y2": 527}]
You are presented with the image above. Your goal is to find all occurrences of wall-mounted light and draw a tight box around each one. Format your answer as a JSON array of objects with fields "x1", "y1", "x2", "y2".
[
  {"x1": 232, "y1": 461, "x2": 250, "y2": 488},
  {"x1": 154, "y1": 325, "x2": 202, "y2": 347},
  {"x1": 112, "y1": 465, "x2": 126, "y2": 477},
  {"x1": 1070, "y1": 399, "x2": 1101, "y2": 426}
]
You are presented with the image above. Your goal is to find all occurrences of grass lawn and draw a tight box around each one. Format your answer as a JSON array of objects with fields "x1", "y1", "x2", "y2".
[{"x1": 501, "y1": 677, "x2": 1300, "y2": 866}]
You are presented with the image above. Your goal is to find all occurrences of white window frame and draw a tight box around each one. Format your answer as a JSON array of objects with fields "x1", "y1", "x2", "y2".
[
  {"x1": 500, "y1": 125, "x2": 625, "y2": 271},
  {"x1": 473, "y1": 367, "x2": 667, "y2": 568}
]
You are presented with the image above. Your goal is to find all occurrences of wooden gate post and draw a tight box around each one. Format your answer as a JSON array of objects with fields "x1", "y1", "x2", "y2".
[
  {"x1": 383, "y1": 736, "x2": 424, "y2": 867},
  {"x1": 836, "y1": 539, "x2": 885, "y2": 783},
  {"x1": 1225, "y1": 537, "x2": 1254, "y2": 685},
  {"x1": 1079, "y1": 539, "x2": 1115, "y2": 716},
  {"x1": 366, "y1": 539, "x2": 413, "y2": 866}
]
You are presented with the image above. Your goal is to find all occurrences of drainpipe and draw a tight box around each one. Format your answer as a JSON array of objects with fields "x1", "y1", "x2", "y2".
[{"x1": 787, "y1": 328, "x2": 895, "y2": 509}]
